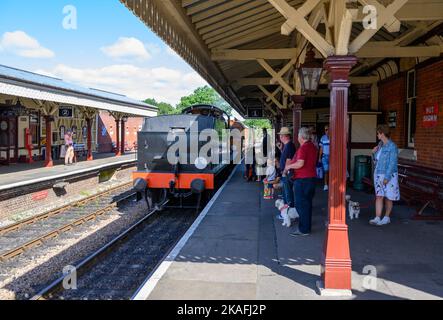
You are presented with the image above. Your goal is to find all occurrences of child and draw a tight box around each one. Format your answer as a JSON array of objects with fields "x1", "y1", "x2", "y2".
[{"x1": 263, "y1": 158, "x2": 277, "y2": 199}]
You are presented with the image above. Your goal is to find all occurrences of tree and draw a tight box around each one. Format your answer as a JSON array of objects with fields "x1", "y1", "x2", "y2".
[
  {"x1": 244, "y1": 119, "x2": 272, "y2": 129},
  {"x1": 176, "y1": 86, "x2": 232, "y2": 116},
  {"x1": 144, "y1": 98, "x2": 175, "y2": 115}
]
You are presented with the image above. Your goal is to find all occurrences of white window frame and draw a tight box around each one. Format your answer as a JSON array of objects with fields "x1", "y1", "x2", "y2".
[{"x1": 406, "y1": 69, "x2": 416, "y2": 148}]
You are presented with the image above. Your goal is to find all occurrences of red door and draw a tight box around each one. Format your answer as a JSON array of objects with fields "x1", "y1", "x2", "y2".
[{"x1": 0, "y1": 117, "x2": 18, "y2": 165}]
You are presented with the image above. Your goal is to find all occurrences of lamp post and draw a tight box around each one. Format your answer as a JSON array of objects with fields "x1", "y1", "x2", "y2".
[{"x1": 294, "y1": 48, "x2": 323, "y2": 146}]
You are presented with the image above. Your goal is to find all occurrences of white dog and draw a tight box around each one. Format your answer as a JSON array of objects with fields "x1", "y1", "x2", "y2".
[
  {"x1": 345, "y1": 195, "x2": 360, "y2": 220},
  {"x1": 275, "y1": 199, "x2": 299, "y2": 227}
]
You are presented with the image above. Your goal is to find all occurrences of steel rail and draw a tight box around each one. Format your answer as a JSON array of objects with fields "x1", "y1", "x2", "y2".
[
  {"x1": 0, "y1": 181, "x2": 133, "y2": 236},
  {"x1": 0, "y1": 183, "x2": 135, "y2": 262},
  {"x1": 31, "y1": 199, "x2": 169, "y2": 300}
]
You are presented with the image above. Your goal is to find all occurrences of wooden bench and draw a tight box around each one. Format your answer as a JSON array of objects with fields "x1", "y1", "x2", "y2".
[{"x1": 362, "y1": 160, "x2": 443, "y2": 219}]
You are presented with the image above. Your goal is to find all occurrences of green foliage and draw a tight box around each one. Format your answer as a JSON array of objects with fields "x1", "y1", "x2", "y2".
[
  {"x1": 176, "y1": 86, "x2": 232, "y2": 116},
  {"x1": 144, "y1": 98, "x2": 175, "y2": 115},
  {"x1": 243, "y1": 119, "x2": 272, "y2": 129},
  {"x1": 144, "y1": 86, "x2": 233, "y2": 116}
]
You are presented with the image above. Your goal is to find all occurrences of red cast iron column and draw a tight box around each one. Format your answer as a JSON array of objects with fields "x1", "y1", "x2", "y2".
[
  {"x1": 44, "y1": 116, "x2": 53, "y2": 167},
  {"x1": 291, "y1": 95, "x2": 305, "y2": 148},
  {"x1": 115, "y1": 119, "x2": 121, "y2": 156},
  {"x1": 120, "y1": 119, "x2": 125, "y2": 156},
  {"x1": 321, "y1": 56, "x2": 357, "y2": 291},
  {"x1": 86, "y1": 118, "x2": 93, "y2": 161}
]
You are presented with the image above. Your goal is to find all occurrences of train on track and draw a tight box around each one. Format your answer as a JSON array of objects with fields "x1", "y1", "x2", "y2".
[{"x1": 133, "y1": 104, "x2": 238, "y2": 210}]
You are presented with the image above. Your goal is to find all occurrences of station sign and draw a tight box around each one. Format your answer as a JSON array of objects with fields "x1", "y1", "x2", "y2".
[
  {"x1": 59, "y1": 106, "x2": 73, "y2": 118},
  {"x1": 423, "y1": 102, "x2": 438, "y2": 128},
  {"x1": 246, "y1": 107, "x2": 264, "y2": 119}
]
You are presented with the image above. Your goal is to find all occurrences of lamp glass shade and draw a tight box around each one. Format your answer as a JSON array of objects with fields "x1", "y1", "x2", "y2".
[
  {"x1": 299, "y1": 67, "x2": 322, "y2": 92},
  {"x1": 298, "y1": 49, "x2": 323, "y2": 93}
]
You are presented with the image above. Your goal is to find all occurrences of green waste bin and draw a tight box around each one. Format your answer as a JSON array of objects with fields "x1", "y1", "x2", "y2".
[{"x1": 354, "y1": 155, "x2": 372, "y2": 191}]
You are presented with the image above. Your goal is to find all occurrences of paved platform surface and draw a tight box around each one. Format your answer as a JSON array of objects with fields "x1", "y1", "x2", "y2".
[
  {"x1": 145, "y1": 166, "x2": 443, "y2": 300},
  {"x1": 0, "y1": 153, "x2": 137, "y2": 190}
]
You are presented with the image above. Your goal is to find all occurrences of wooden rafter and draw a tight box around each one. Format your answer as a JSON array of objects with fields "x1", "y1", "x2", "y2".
[
  {"x1": 268, "y1": 0, "x2": 334, "y2": 57},
  {"x1": 349, "y1": 0, "x2": 408, "y2": 54},
  {"x1": 257, "y1": 58, "x2": 297, "y2": 96}
]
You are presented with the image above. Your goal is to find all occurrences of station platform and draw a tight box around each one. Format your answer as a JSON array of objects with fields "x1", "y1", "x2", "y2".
[
  {"x1": 136, "y1": 165, "x2": 443, "y2": 300},
  {"x1": 0, "y1": 153, "x2": 138, "y2": 226},
  {"x1": 0, "y1": 153, "x2": 137, "y2": 191}
]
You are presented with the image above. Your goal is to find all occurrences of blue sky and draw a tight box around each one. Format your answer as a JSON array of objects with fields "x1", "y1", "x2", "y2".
[{"x1": 0, "y1": 0, "x2": 208, "y2": 105}]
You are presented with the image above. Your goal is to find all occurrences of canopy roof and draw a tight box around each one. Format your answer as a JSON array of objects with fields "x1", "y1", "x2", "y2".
[
  {"x1": 0, "y1": 64, "x2": 157, "y2": 117},
  {"x1": 121, "y1": 0, "x2": 443, "y2": 117}
]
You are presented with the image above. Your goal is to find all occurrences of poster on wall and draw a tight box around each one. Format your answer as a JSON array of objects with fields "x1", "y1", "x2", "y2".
[
  {"x1": 423, "y1": 103, "x2": 438, "y2": 128},
  {"x1": 60, "y1": 125, "x2": 65, "y2": 140},
  {"x1": 388, "y1": 111, "x2": 397, "y2": 128}
]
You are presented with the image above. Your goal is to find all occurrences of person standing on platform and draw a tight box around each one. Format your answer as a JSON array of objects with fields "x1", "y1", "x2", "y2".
[
  {"x1": 277, "y1": 127, "x2": 296, "y2": 213},
  {"x1": 64, "y1": 129, "x2": 74, "y2": 166},
  {"x1": 309, "y1": 126, "x2": 319, "y2": 149},
  {"x1": 369, "y1": 124, "x2": 400, "y2": 226},
  {"x1": 284, "y1": 127, "x2": 317, "y2": 236},
  {"x1": 319, "y1": 125, "x2": 330, "y2": 191}
]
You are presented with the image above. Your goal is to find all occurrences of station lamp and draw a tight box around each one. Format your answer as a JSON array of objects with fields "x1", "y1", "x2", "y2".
[
  {"x1": 298, "y1": 48, "x2": 323, "y2": 93},
  {"x1": 122, "y1": 115, "x2": 129, "y2": 122}
]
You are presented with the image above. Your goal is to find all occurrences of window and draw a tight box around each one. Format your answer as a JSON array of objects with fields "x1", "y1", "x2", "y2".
[{"x1": 406, "y1": 70, "x2": 417, "y2": 148}]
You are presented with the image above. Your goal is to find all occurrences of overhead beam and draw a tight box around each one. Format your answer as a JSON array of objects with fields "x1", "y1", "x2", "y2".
[
  {"x1": 356, "y1": 45, "x2": 443, "y2": 58},
  {"x1": 211, "y1": 48, "x2": 298, "y2": 61},
  {"x1": 268, "y1": 0, "x2": 334, "y2": 57},
  {"x1": 237, "y1": 76, "x2": 380, "y2": 86},
  {"x1": 349, "y1": 0, "x2": 408, "y2": 54},
  {"x1": 335, "y1": 5, "x2": 353, "y2": 55},
  {"x1": 257, "y1": 58, "x2": 297, "y2": 95},
  {"x1": 353, "y1": 3, "x2": 443, "y2": 22},
  {"x1": 358, "y1": 0, "x2": 401, "y2": 33}
]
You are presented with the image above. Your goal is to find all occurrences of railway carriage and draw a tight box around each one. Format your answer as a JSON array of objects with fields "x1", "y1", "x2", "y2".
[{"x1": 132, "y1": 104, "x2": 233, "y2": 209}]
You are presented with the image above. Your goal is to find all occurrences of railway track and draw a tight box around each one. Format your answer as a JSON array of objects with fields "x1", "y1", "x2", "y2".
[
  {"x1": 31, "y1": 165, "x2": 234, "y2": 300},
  {"x1": 0, "y1": 182, "x2": 136, "y2": 262},
  {"x1": 32, "y1": 203, "x2": 199, "y2": 300}
]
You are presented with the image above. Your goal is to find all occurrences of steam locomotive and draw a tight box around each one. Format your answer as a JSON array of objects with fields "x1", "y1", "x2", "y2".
[{"x1": 132, "y1": 104, "x2": 235, "y2": 209}]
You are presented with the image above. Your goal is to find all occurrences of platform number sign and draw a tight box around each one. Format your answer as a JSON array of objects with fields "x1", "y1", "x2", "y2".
[
  {"x1": 59, "y1": 106, "x2": 73, "y2": 118},
  {"x1": 247, "y1": 107, "x2": 264, "y2": 119}
]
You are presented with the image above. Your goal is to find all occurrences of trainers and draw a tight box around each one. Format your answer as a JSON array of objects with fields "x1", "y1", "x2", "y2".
[
  {"x1": 290, "y1": 229, "x2": 310, "y2": 237},
  {"x1": 369, "y1": 216, "x2": 381, "y2": 225},
  {"x1": 323, "y1": 185, "x2": 328, "y2": 191},
  {"x1": 377, "y1": 216, "x2": 391, "y2": 226}
]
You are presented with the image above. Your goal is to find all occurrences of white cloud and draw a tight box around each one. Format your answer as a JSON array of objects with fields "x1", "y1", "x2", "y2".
[
  {"x1": 0, "y1": 31, "x2": 55, "y2": 58},
  {"x1": 35, "y1": 64, "x2": 208, "y2": 106},
  {"x1": 101, "y1": 37, "x2": 151, "y2": 60}
]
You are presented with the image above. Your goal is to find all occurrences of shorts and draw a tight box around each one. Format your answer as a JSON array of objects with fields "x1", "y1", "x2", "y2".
[{"x1": 322, "y1": 154, "x2": 329, "y2": 172}]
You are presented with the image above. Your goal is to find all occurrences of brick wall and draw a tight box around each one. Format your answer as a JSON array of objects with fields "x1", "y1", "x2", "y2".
[
  {"x1": 378, "y1": 58, "x2": 443, "y2": 171},
  {"x1": 378, "y1": 74, "x2": 406, "y2": 147},
  {"x1": 415, "y1": 59, "x2": 443, "y2": 170},
  {"x1": 0, "y1": 165, "x2": 136, "y2": 222},
  {"x1": 97, "y1": 111, "x2": 144, "y2": 153}
]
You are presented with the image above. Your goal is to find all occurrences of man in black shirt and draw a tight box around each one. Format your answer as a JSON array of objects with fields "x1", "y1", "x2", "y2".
[{"x1": 277, "y1": 127, "x2": 296, "y2": 208}]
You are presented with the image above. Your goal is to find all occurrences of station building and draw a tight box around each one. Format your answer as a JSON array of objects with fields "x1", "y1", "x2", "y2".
[
  {"x1": 119, "y1": 0, "x2": 443, "y2": 296},
  {"x1": 0, "y1": 65, "x2": 157, "y2": 166}
]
